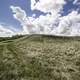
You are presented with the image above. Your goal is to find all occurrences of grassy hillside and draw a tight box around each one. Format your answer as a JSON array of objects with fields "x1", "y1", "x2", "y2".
[{"x1": 0, "y1": 35, "x2": 80, "y2": 80}]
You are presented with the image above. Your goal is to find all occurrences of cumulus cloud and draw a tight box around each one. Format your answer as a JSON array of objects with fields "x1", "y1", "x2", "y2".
[
  {"x1": 0, "y1": 24, "x2": 15, "y2": 37},
  {"x1": 10, "y1": 6, "x2": 39, "y2": 34},
  {"x1": 10, "y1": 0, "x2": 80, "y2": 36},
  {"x1": 31, "y1": 0, "x2": 66, "y2": 14},
  {"x1": 56, "y1": 11, "x2": 80, "y2": 36}
]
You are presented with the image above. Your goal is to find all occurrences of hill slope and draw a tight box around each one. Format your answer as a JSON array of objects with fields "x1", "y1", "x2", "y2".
[{"x1": 0, "y1": 35, "x2": 80, "y2": 80}]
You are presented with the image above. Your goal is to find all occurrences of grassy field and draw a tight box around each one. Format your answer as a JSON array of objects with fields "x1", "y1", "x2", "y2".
[{"x1": 0, "y1": 35, "x2": 80, "y2": 80}]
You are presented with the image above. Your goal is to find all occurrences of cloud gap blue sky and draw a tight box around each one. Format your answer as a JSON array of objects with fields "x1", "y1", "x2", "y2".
[{"x1": 62, "y1": 0, "x2": 80, "y2": 16}]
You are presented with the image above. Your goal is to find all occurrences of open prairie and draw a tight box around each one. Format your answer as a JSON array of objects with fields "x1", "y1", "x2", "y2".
[{"x1": 0, "y1": 35, "x2": 80, "y2": 80}]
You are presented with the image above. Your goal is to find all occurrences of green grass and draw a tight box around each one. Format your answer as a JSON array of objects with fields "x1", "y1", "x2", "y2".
[{"x1": 0, "y1": 35, "x2": 80, "y2": 80}]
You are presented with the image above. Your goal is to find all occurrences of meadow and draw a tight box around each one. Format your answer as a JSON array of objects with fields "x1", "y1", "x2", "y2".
[{"x1": 0, "y1": 35, "x2": 80, "y2": 80}]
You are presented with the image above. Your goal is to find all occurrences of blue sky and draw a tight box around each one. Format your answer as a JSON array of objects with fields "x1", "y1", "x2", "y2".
[
  {"x1": 0, "y1": 0, "x2": 47, "y2": 29},
  {"x1": 0, "y1": 0, "x2": 80, "y2": 36},
  {"x1": 0, "y1": 0, "x2": 30, "y2": 29},
  {"x1": 0, "y1": 0, "x2": 79, "y2": 27}
]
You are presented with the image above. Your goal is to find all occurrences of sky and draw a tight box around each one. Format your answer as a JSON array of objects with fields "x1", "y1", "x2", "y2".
[{"x1": 0, "y1": 0, "x2": 80, "y2": 37}]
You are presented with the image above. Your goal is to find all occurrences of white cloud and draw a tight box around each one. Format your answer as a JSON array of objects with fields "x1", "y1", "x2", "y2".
[
  {"x1": 73, "y1": 0, "x2": 80, "y2": 5},
  {"x1": 10, "y1": 6, "x2": 39, "y2": 34},
  {"x1": 10, "y1": 0, "x2": 80, "y2": 36},
  {"x1": 0, "y1": 24, "x2": 15, "y2": 37},
  {"x1": 10, "y1": 0, "x2": 65, "y2": 34},
  {"x1": 31, "y1": 0, "x2": 66, "y2": 14},
  {"x1": 55, "y1": 11, "x2": 80, "y2": 36}
]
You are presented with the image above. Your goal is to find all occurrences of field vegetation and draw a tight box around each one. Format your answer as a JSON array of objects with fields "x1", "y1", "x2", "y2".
[{"x1": 0, "y1": 34, "x2": 80, "y2": 80}]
